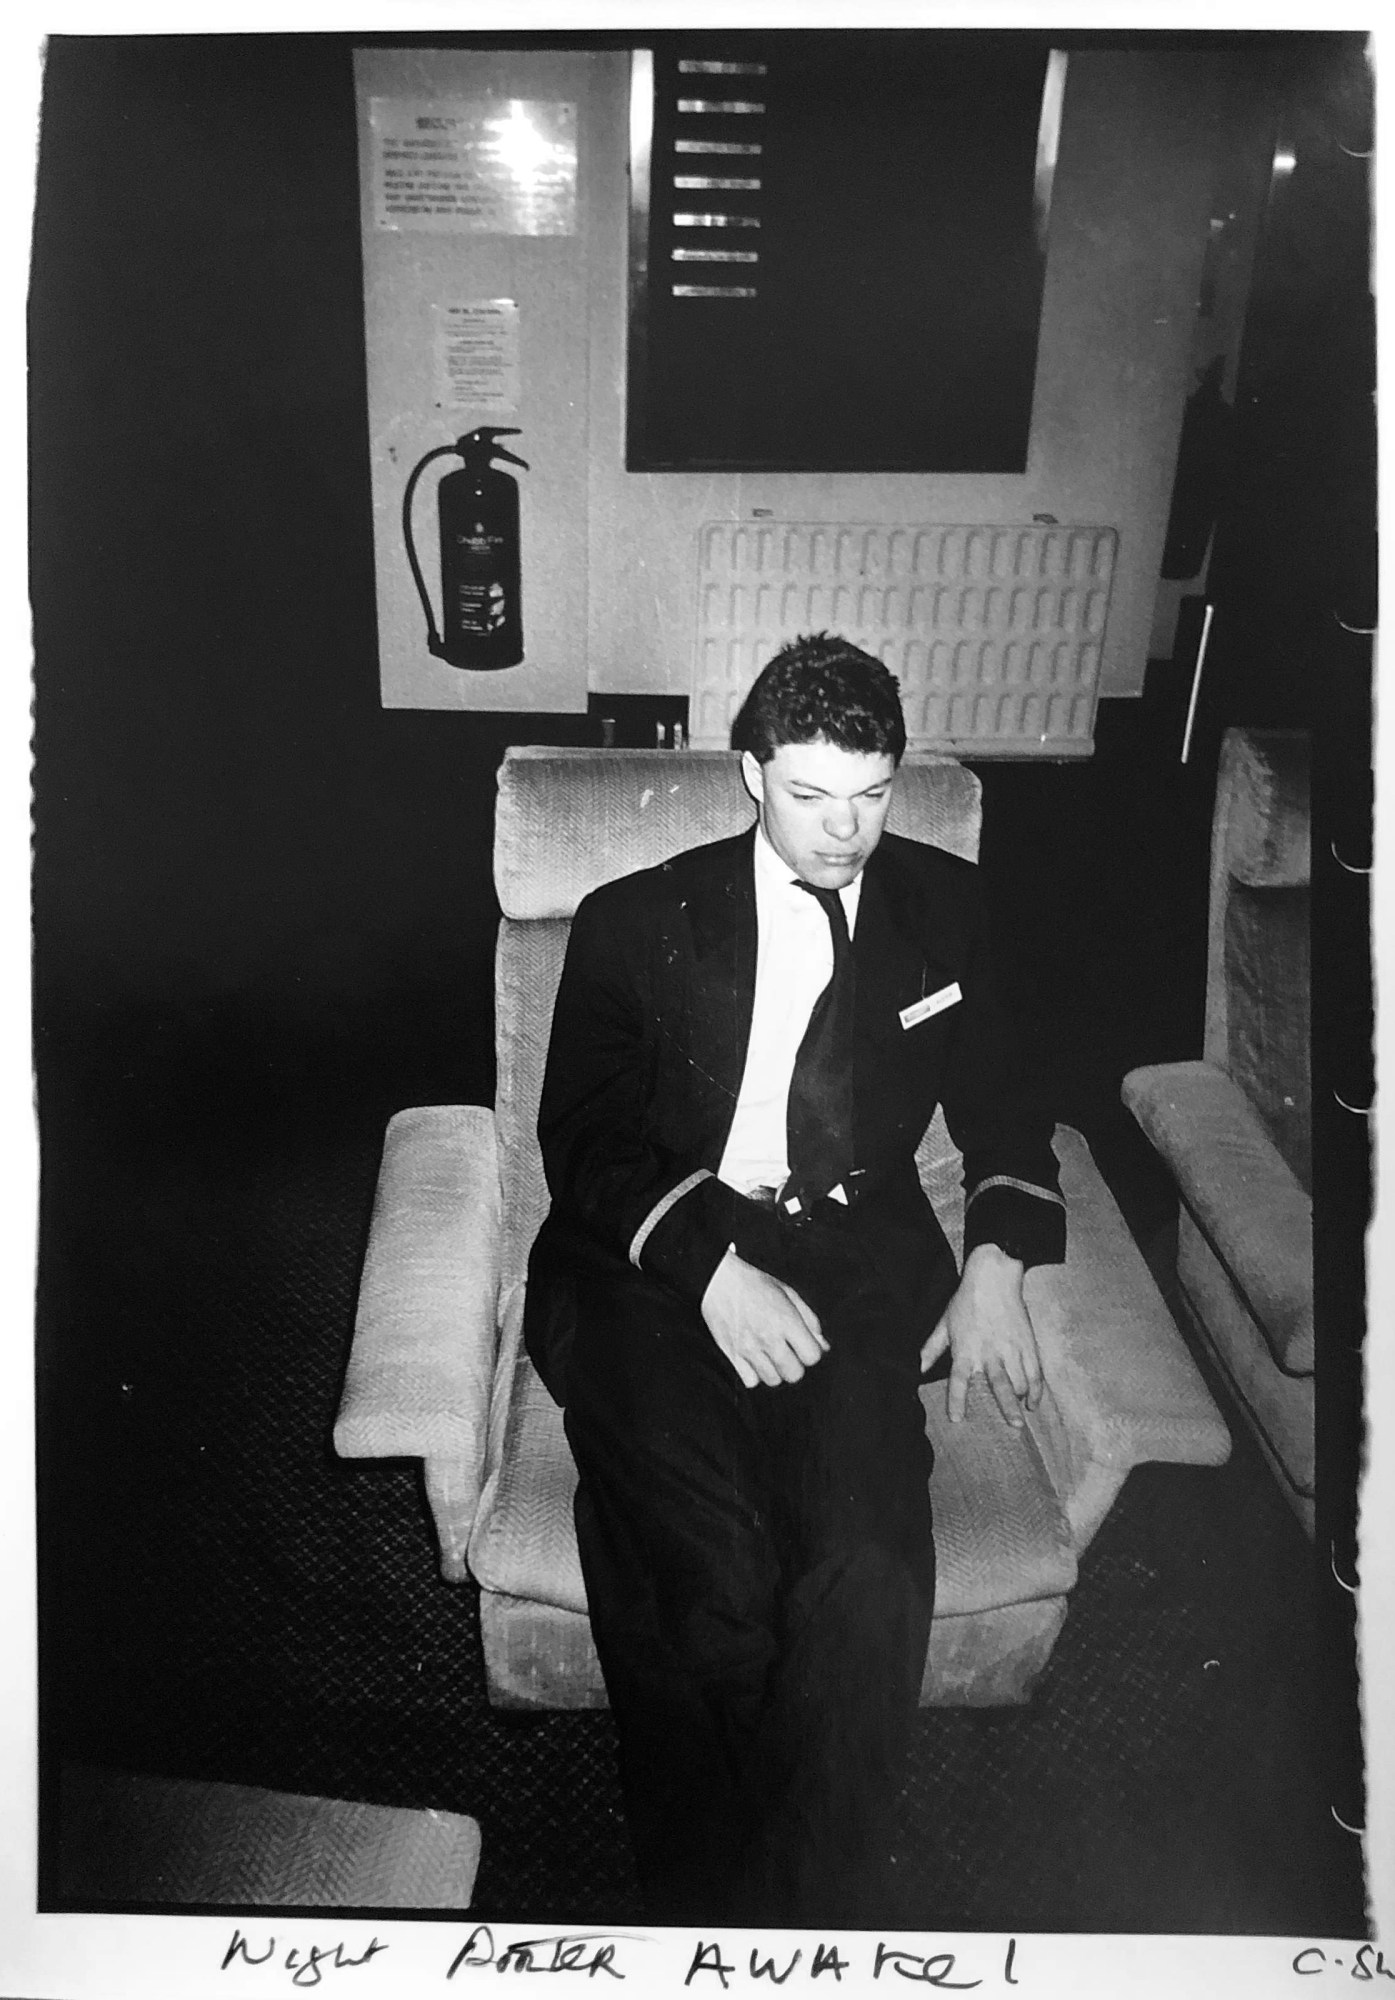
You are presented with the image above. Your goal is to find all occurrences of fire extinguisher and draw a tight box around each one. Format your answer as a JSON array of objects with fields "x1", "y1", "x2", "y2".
[{"x1": 402, "y1": 426, "x2": 528, "y2": 670}]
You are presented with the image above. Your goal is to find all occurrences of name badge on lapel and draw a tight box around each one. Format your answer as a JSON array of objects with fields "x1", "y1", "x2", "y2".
[{"x1": 900, "y1": 982, "x2": 961, "y2": 1031}]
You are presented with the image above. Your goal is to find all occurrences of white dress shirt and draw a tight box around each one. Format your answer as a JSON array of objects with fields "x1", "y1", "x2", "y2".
[{"x1": 717, "y1": 825, "x2": 863, "y2": 1196}]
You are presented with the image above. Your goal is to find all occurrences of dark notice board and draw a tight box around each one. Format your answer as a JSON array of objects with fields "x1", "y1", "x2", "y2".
[{"x1": 627, "y1": 34, "x2": 1054, "y2": 473}]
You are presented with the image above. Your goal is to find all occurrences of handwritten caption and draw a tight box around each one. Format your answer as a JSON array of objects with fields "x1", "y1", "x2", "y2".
[
  {"x1": 219, "y1": 1926, "x2": 1024, "y2": 1989},
  {"x1": 680, "y1": 1937, "x2": 1020, "y2": 1988},
  {"x1": 218, "y1": 1931, "x2": 1395, "y2": 1989}
]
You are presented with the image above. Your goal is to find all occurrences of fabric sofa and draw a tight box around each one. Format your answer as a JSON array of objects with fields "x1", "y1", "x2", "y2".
[
  {"x1": 336, "y1": 747, "x2": 1230, "y2": 1707},
  {"x1": 1123, "y1": 729, "x2": 1312, "y2": 1532}
]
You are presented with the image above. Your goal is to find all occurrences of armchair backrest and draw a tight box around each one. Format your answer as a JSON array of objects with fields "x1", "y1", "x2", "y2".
[
  {"x1": 491, "y1": 748, "x2": 982, "y2": 1295},
  {"x1": 1203, "y1": 728, "x2": 1311, "y2": 1192}
]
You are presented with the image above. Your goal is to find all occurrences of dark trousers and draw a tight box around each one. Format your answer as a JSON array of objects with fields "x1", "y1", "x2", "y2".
[{"x1": 563, "y1": 1200, "x2": 938, "y2": 1927}]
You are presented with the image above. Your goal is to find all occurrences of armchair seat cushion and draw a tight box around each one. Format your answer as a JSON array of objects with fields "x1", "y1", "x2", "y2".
[
  {"x1": 469, "y1": 1346, "x2": 1077, "y2": 1624},
  {"x1": 1122, "y1": 1060, "x2": 1313, "y2": 1376},
  {"x1": 471, "y1": 1347, "x2": 587, "y2": 1616},
  {"x1": 922, "y1": 1388, "x2": 1077, "y2": 1613}
]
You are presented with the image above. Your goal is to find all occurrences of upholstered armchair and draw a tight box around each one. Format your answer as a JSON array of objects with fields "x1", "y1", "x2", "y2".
[
  {"x1": 336, "y1": 748, "x2": 1230, "y2": 1708},
  {"x1": 1123, "y1": 729, "x2": 1313, "y2": 1533}
]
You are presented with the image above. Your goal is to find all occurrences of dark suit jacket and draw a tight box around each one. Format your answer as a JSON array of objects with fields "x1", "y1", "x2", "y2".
[{"x1": 524, "y1": 823, "x2": 1065, "y2": 1402}]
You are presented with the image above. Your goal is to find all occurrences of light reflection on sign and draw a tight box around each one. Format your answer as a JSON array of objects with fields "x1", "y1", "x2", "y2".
[{"x1": 371, "y1": 98, "x2": 577, "y2": 236}]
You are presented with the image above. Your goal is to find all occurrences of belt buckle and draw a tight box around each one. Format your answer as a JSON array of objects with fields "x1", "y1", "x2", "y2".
[
  {"x1": 788, "y1": 1168, "x2": 867, "y2": 1224},
  {"x1": 774, "y1": 1178, "x2": 817, "y2": 1226}
]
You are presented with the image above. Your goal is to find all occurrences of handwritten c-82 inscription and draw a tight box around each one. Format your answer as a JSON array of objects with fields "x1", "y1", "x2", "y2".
[{"x1": 1293, "y1": 1946, "x2": 1394, "y2": 1981}]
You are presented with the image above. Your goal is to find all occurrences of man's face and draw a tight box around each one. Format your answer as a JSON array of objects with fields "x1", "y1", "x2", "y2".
[{"x1": 742, "y1": 738, "x2": 898, "y2": 891}]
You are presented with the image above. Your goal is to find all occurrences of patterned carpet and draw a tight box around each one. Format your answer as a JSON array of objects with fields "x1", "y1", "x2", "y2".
[{"x1": 38, "y1": 1090, "x2": 1367, "y2": 1934}]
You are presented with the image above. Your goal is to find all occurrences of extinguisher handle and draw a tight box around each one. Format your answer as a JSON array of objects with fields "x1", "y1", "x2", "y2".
[
  {"x1": 401, "y1": 444, "x2": 462, "y2": 661},
  {"x1": 461, "y1": 426, "x2": 529, "y2": 472}
]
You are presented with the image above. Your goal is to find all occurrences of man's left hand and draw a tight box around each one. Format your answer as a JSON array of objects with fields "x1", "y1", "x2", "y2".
[{"x1": 918, "y1": 1243, "x2": 1043, "y2": 1428}]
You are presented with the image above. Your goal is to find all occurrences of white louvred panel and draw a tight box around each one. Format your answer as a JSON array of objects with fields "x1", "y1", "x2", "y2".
[{"x1": 692, "y1": 521, "x2": 1118, "y2": 758}]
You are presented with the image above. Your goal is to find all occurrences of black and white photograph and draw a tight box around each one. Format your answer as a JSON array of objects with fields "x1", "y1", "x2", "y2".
[{"x1": 8, "y1": 9, "x2": 1388, "y2": 1994}]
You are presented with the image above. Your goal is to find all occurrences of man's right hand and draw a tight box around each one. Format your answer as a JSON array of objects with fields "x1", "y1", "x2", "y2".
[{"x1": 700, "y1": 1246, "x2": 828, "y2": 1389}]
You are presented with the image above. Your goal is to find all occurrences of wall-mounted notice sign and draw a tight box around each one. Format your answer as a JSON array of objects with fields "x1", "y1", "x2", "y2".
[
  {"x1": 434, "y1": 300, "x2": 521, "y2": 414},
  {"x1": 371, "y1": 97, "x2": 577, "y2": 235}
]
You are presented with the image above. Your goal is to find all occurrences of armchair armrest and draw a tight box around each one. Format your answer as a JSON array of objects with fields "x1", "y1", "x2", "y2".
[
  {"x1": 919, "y1": 1118, "x2": 1228, "y2": 1544},
  {"x1": 1123, "y1": 1060, "x2": 1312, "y2": 1374},
  {"x1": 1020, "y1": 1126, "x2": 1231, "y2": 1544},
  {"x1": 334, "y1": 1106, "x2": 502, "y2": 1576}
]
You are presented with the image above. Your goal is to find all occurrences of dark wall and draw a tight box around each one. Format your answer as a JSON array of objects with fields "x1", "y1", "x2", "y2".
[
  {"x1": 31, "y1": 31, "x2": 1371, "y2": 1161},
  {"x1": 31, "y1": 34, "x2": 593, "y2": 1135}
]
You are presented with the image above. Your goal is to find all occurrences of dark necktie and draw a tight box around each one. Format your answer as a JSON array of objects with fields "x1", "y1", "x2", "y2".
[{"x1": 785, "y1": 882, "x2": 857, "y2": 1207}]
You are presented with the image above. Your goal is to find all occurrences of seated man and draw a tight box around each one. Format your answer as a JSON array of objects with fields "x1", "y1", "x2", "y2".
[{"x1": 524, "y1": 634, "x2": 1065, "y2": 1925}]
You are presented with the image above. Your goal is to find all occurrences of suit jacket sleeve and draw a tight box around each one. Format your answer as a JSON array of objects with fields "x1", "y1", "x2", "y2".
[
  {"x1": 938, "y1": 868, "x2": 1066, "y2": 1272},
  {"x1": 537, "y1": 880, "x2": 751, "y2": 1309}
]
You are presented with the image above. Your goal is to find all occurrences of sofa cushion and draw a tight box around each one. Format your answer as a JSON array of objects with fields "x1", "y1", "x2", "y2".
[
  {"x1": 1176, "y1": 1213, "x2": 1314, "y2": 1500},
  {"x1": 1224, "y1": 881, "x2": 1311, "y2": 1192},
  {"x1": 58, "y1": 1766, "x2": 482, "y2": 1910},
  {"x1": 494, "y1": 748, "x2": 982, "y2": 920},
  {"x1": 1122, "y1": 1060, "x2": 1313, "y2": 1375},
  {"x1": 1223, "y1": 730, "x2": 1310, "y2": 890}
]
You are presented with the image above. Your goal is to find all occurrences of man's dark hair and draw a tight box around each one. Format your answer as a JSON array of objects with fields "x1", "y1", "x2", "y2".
[{"x1": 731, "y1": 632, "x2": 907, "y2": 765}]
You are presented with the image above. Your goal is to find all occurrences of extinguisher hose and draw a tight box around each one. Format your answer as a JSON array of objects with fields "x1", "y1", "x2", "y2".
[{"x1": 401, "y1": 445, "x2": 461, "y2": 660}]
